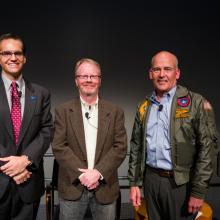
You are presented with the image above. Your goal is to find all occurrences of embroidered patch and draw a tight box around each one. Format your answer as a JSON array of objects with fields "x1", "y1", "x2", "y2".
[
  {"x1": 139, "y1": 100, "x2": 148, "y2": 122},
  {"x1": 175, "y1": 108, "x2": 190, "y2": 118},
  {"x1": 30, "y1": 95, "x2": 37, "y2": 101},
  {"x1": 203, "y1": 100, "x2": 212, "y2": 111},
  {"x1": 177, "y1": 97, "x2": 190, "y2": 107}
]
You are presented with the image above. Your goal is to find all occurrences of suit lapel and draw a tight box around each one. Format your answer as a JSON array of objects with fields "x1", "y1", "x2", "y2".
[
  {"x1": 18, "y1": 80, "x2": 37, "y2": 145},
  {"x1": 0, "y1": 78, "x2": 14, "y2": 142},
  {"x1": 69, "y1": 99, "x2": 87, "y2": 157},
  {"x1": 95, "y1": 100, "x2": 111, "y2": 164}
]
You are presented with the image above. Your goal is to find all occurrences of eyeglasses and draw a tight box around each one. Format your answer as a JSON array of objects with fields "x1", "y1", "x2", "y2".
[
  {"x1": 151, "y1": 67, "x2": 175, "y2": 74},
  {"x1": 0, "y1": 51, "x2": 24, "y2": 59},
  {"x1": 76, "y1": 75, "x2": 101, "y2": 80}
]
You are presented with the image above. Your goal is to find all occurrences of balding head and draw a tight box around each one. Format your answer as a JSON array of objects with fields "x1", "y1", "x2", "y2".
[{"x1": 151, "y1": 51, "x2": 179, "y2": 69}]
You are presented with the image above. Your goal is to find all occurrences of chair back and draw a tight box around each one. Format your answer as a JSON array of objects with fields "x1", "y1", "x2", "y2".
[
  {"x1": 196, "y1": 202, "x2": 212, "y2": 220},
  {"x1": 51, "y1": 159, "x2": 59, "y2": 188}
]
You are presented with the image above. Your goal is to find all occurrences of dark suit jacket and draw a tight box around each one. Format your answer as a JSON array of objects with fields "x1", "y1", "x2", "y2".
[
  {"x1": 0, "y1": 76, "x2": 53, "y2": 203},
  {"x1": 52, "y1": 97, "x2": 127, "y2": 204}
]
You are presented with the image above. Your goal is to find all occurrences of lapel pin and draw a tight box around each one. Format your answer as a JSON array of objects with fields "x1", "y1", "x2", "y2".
[{"x1": 30, "y1": 95, "x2": 37, "y2": 101}]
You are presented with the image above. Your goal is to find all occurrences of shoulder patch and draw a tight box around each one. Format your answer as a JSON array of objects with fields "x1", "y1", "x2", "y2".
[
  {"x1": 139, "y1": 100, "x2": 148, "y2": 122},
  {"x1": 177, "y1": 97, "x2": 190, "y2": 107},
  {"x1": 203, "y1": 100, "x2": 212, "y2": 111}
]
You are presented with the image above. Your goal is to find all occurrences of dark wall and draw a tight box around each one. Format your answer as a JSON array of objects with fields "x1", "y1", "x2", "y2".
[
  {"x1": 1, "y1": 1, "x2": 220, "y2": 218},
  {"x1": 1, "y1": 1, "x2": 219, "y2": 131}
]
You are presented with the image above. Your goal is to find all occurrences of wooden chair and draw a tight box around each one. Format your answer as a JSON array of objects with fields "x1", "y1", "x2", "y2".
[
  {"x1": 45, "y1": 159, "x2": 59, "y2": 220},
  {"x1": 134, "y1": 198, "x2": 148, "y2": 220},
  {"x1": 195, "y1": 202, "x2": 212, "y2": 220}
]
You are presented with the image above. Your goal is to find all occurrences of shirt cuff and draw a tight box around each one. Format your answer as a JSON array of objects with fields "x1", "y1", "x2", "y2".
[{"x1": 78, "y1": 173, "x2": 84, "y2": 180}]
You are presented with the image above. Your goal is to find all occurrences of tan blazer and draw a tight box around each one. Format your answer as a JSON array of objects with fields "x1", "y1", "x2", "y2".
[{"x1": 52, "y1": 97, "x2": 127, "y2": 204}]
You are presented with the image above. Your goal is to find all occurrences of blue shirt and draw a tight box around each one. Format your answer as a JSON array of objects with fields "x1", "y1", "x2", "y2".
[{"x1": 146, "y1": 86, "x2": 176, "y2": 170}]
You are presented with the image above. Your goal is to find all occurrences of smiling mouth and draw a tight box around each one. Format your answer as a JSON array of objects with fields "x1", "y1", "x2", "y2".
[
  {"x1": 83, "y1": 84, "x2": 95, "y2": 87},
  {"x1": 8, "y1": 63, "x2": 19, "y2": 67},
  {"x1": 157, "y1": 80, "x2": 167, "y2": 84}
]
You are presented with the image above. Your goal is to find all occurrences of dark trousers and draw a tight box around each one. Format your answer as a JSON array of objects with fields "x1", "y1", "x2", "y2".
[
  {"x1": 144, "y1": 166, "x2": 197, "y2": 220},
  {"x1": 0, "y1": 181, "x2": 40, "y2": 220}
]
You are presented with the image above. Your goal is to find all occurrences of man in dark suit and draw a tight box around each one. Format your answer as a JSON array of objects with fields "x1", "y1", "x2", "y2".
[
  {"x1": 52, "y1": 58, "x2": 127, "y2": 220},
  {"x1": 0, "y1": 33, "x2": 53, "y2": 220}
]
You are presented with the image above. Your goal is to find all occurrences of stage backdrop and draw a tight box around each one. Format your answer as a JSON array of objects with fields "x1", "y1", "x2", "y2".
[{"x1": 1, "y1": 1, "x2": 219, "y2": 214}]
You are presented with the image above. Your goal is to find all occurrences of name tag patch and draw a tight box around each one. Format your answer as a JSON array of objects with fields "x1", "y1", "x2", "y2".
[{"x1": 176, "y1": 108, "x2": 190, "y2": 118}]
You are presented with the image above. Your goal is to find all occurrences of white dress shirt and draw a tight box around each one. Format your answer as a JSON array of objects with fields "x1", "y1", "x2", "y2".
[{"x1": 80, "y1": 97, "x2": 98, "y2": 169}]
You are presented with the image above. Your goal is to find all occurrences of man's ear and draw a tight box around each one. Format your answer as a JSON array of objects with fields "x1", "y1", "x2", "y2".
[
  {"x1": 75, "y1": 78, "x2": 78, "y2": 87},
  {"x1": 176, "y1": 69, "x2": 180, "y2": 80},
  {"x1": 23, "y1": 56, "x2": 27, "y2": 64},
  {"x1": 149, "y1": 70, "x2": 153, "y2": 80}
]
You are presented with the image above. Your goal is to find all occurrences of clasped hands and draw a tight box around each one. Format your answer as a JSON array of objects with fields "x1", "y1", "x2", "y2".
[
  {"x1": 0, "y1": 156, "x2": 32, "y2": 185},
  {"x1": 78, "y1": 168, "x2": 101, "y2": 190}
]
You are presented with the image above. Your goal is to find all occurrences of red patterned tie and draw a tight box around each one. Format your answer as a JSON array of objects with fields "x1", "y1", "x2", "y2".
[{"x1": 10, "y1": 81, "x2": 22, "y2": 146}]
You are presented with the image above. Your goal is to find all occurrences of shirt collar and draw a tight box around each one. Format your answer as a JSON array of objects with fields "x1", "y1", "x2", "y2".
[
  {"x1": 151, "y1": 86, "x2": 177, "y2": 105},
  {"x1": 165, "y1": 86, "x2": 176, "y2": 101},
  {"x1": 80, "y1": 96, "x2": 99, "y2": 110},
  {"x1": 1, "y1": 71, "x2": 24, "y2": 92}
]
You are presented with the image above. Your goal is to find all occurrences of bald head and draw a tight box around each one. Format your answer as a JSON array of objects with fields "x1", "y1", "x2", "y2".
[{"x1": 151, "y1": 51, "x2": 179, "y2": 69}]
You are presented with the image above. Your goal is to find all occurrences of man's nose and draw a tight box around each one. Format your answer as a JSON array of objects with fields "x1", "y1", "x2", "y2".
[
  {"x1": 159, "y1": 69, "x2": 166, "y2": 77},
  {"x1": 10, "y1": 53, "x2": 18, "y2": 60},
  {"x1": 86, "y1": 76, "x2": 92, "y2": 81}
]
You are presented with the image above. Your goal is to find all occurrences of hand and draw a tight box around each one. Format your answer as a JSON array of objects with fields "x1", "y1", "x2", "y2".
[
  {"x1": 188, "y1": 196, "x2": 204, "y2": 214},
  {"x1": 78, "y1": 168, "x2": 101, "y2": 188},
  {"x1": 0, "y1": 156, "x2": 30, "y2": 177},
  {"x1": 87, "y1": 181, "x2": 100, "y2": 190},
  {"x1": 13, "y1": 169, "x2": 32, "y2": 185},
  {"x1": 130, "y1": 186, "x2": 141, "y2": 208}
]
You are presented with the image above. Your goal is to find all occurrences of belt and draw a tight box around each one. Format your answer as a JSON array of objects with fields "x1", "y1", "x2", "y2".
[{"x1": 147, "y1": 165, "x2": 174, "y2": 178}]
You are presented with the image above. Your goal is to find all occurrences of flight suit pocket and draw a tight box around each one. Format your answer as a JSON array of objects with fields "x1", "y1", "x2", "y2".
[{"x1": 177, "y1": 142, "x2": 196, "y2": 167}]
